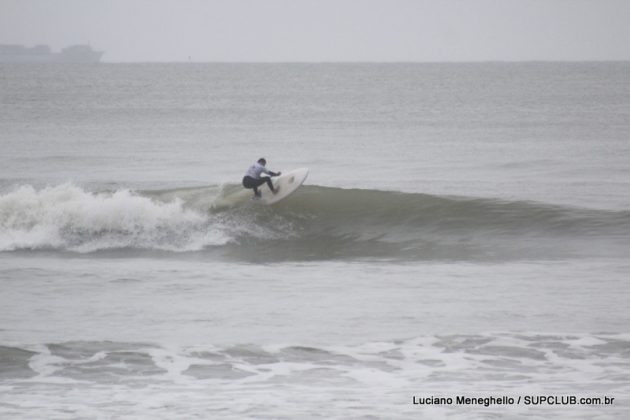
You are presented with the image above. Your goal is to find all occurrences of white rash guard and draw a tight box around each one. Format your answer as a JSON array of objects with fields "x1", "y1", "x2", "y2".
[{"x1": 245, "y1": 162, "x2": 271, "y2": 179}]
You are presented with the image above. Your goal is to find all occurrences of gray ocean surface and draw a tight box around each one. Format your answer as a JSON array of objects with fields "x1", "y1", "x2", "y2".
[{"x1": 1, "y1": 63, "x2": 629, "y2": 419}]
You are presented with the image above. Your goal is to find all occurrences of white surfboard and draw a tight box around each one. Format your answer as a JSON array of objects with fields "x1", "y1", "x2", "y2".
[{"x1": 257, "y1": 167, "x2": 309, "y2": 205}]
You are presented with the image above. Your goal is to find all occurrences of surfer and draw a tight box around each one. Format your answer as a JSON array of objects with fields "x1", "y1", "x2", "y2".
[{"x1": 242, "y1": 158, "x2": 282, "y2": 198}]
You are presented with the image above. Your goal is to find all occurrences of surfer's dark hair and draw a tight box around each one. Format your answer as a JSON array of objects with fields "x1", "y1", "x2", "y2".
[{"x1": 258, "y1": 158, "x2": 266, "y2": 165}]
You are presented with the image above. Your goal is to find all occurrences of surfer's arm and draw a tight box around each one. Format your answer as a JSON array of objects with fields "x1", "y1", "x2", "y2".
[{"x1": 263, "y1": 169, "x2": 281, "y2": 177}]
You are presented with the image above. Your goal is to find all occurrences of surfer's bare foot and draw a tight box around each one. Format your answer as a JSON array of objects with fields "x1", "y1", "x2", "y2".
[{"x1": 272, "y1": 186, "x2": 280, "y2": 195}]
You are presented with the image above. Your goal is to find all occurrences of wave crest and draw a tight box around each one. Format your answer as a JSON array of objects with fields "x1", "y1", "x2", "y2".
[{"x1": 1, "y1": 183, "x2": 628, "y2": 260}]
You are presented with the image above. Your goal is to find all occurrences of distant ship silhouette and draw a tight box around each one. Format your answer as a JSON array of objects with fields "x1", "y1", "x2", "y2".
[{"x1": 0, "y1": 44, "x2": 104, "y2": 63}]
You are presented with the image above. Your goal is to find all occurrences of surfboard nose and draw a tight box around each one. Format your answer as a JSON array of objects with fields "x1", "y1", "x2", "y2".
[{"x1": 258, "y1": 167, "x2": 308, "y2": 205}]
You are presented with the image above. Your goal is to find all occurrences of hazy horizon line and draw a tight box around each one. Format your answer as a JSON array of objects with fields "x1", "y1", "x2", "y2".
[{"x1": 90, "y1": 59, "x2": 630, "y2": 64}]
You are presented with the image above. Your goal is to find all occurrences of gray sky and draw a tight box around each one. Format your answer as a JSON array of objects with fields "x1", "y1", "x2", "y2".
[{"x1": 1, "y1": 0, "x2": 629, "y2": 62}]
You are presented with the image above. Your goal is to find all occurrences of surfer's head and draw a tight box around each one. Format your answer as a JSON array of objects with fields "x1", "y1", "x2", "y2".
[{"x1": 257, "y1": 158, "x2": 267, "y2": 166}]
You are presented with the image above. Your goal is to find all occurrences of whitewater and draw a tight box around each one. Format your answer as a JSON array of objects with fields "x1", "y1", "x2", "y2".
[{"x1": 1, "y1": 63, "x2": 629, "y2": 419}]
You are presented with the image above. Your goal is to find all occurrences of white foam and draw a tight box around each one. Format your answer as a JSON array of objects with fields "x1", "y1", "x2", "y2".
[
  {"x1": 27, "y1": 345, "x2": 65, "y2": 378},
  {"x1": 147, "y1": 347, "x2": 193, "y2": 383},
  {"x1": 4, "y1": 333, "x2": 629, "y2": 420},
  {"x1": 0, "y1": 184, "x2": 231, "y2": 252}
]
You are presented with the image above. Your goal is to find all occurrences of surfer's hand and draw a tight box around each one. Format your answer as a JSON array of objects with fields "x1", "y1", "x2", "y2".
[{"x1": 277, "y1": 172, "x2": 282, "y2": 176}]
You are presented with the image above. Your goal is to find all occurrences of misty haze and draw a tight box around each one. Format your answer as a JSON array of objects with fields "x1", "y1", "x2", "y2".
[{"x1": 1, "y1": 1, "x2": 630, "y2": 419}]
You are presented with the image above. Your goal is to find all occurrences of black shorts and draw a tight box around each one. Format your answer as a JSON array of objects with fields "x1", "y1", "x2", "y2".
[{"x1": 242, "y1": 176, "x2": 268, "y2": 189}]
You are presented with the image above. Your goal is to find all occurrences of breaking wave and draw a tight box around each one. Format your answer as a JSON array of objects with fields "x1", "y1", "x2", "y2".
[
  {"x1": 1, "y1": 183, "x2": 628, "y2": 261},
  {"x1": 3, "y1": 333, "x2": 629, "y2": 419}
]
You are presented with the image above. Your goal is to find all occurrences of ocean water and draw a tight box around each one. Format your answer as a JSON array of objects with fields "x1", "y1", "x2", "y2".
[{"x1": 1, "y1": 63, "x2": 629, "y2": 419}]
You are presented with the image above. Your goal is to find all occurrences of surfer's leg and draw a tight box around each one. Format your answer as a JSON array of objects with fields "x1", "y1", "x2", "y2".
[
  {"x1": 246, "y1": 177, "x2": 267, "y2": 197},
  {"x1": 264, "y1": 177, "x2": 276, "y2": 193},
  {"x1": 243, "y1": 176, "x2": 261, "y2": 197}
]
